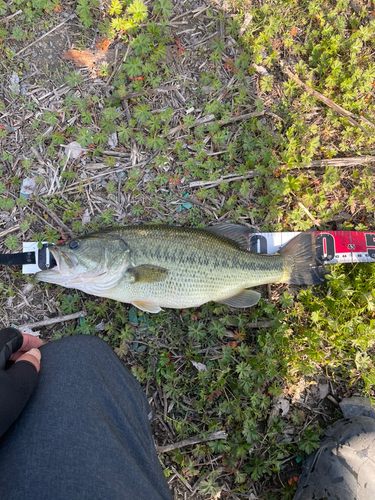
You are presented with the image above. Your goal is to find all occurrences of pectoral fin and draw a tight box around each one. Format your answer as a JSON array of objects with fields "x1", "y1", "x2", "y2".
[
  {"x1": 132, "y1": 301, "x2": 163, "y2": 314},
  {"x1": 125, "y1": 265, "x2": 168, "y2": 283},
  {"x1": 218, "y1": 289, "x2": 261, "y2": 308}
]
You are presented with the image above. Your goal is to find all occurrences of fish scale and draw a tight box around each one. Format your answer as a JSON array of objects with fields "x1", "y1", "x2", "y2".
[
  {"x1": 35, "y1": 224, "x2": 326, "y2": 313},
  {"x1": 118, "y1": 227, "x2": 284, "y2": 308}
]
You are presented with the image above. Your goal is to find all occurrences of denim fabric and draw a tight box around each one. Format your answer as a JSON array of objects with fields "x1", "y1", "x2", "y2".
[{"x1": 0, "y1": 335, "x2": 172, "y2": 500}]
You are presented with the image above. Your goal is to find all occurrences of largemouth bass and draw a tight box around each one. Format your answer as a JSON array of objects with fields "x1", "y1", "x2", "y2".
[{"x1": 35, "y1": 224, "x2": 326, "y2": 313}]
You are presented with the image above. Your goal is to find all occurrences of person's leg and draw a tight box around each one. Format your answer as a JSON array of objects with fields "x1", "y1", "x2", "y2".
[
  {"x1": 0, "y1": 335, "x2": 172, "y2": 500},
  {"x1": 294, "y1": 398, "x2": 375, "y2": 500}
]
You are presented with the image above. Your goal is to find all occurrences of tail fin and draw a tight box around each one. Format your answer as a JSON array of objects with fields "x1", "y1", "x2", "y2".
[{"x1": 278, "y1": 232, "x2": 327, "y2": 285}]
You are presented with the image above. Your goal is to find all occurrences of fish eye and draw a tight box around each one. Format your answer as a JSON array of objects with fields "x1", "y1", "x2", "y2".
[{"x1": 69, "y1": 241, "x2": 80, "y2": 250}]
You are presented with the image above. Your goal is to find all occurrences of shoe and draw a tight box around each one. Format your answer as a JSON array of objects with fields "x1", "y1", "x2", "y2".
[{"x1": 293, "y1": 397, "x2": 375, "y2": 500}]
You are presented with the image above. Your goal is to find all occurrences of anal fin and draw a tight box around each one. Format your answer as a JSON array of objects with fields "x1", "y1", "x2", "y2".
[
  {"x1": 217, "y1": 289, "x2": 261, "y2": 308},
  {"x1": 132, "y1": 301, "x2": 163, "y2": 314}
]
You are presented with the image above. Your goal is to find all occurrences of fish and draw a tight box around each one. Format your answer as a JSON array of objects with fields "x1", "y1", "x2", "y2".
[{"x1": 35, "y1": 224, "x2": 326, "y2": 313}]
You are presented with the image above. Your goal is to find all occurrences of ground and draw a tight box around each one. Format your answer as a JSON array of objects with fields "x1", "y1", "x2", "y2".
[{"x1": 1, "y1": 0, "x2": 375, "y2": 498}]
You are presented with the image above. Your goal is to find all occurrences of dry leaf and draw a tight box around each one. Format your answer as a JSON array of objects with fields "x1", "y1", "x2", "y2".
[
  {"x1": 239, "y1": 12, "x2": 253, "y2": 35},
  {"x1": 64, "y1": 141, "x2": 84, "y2": 159},
  {"x1": 81, "y1": 209, "x2": 91, "y2": 226},
  {"x1": 191, "y1": 360, "x2": 207, "y2": 372},
  {"x1": 20, "y1": 177, "x2": 37, "y2": 198},
  {"x1": 9, "y1": 71, "x2": 20, "y2": 94},
  {"x1": 275, "y1": 397, "x2": 290, "y2": 416},
  {"x1": 61, "y1": 49, "x2": 116, "y2": 68},
  {"x1": 108, "y1": 132, "x2": 118, "y2": 148}
]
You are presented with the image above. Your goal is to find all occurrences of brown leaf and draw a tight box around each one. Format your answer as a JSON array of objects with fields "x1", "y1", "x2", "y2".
[{"x1": 61, "y1": 49, "x2": 116, "y2": 68}]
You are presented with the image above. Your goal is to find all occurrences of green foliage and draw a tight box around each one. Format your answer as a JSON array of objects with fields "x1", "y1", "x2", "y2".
[
  {"x1": 77, "y1": 0, "x2": 99, "y2": 28},
  {"x1": 123, "y1": 56, "x2": 143, "y2": 78},
  {"x1": 153, "y1": 0, "x2": 172, "y2": 19},
  {"x1": 131, "y1": 34, "x2": 152, "y2": 56},
  {"x1": 60, "y1": 294, "x2": 81, "y2": 314},
  {"x1": 110, "y1": 0, "x2": 147, "y2": 34},
  {"x1": 299, "y1": 426, "x2": 321, "y2": 454},
  {"x1": 281, "y1": 265, "x2": 375, "y2": 396},
  {"x1": 5, "y1": 235, "x2": 18, "y2": 250}
]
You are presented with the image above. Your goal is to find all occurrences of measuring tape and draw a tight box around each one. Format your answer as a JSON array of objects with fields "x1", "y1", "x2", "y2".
[
  {"x1": 11, "y1": 230, "x2": 375, "y2": 275},
  {"x1": 248, "y1": 231, "x2": 375, "y2": 264}
]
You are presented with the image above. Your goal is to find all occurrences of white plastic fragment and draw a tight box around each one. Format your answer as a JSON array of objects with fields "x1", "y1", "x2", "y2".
[
  {"x1": 275, "y1": 398, "x2": 290, "y2": 416},
  {"x1": 253, "y1": 64, "x2": 270, "y2": 76},
  {"x1": 64, "y1": 141, "x2": 84, "y2": 159},
  {"x1": 20, "y1": 177, "x2": 37, "y2": 199},
  {"x1": 191, "y1": 360, "x2": 208, "y2": 372},
  {"x1": 239, "y1": 12, "x2": 253, "y2": 36},
  {"x1": 81, "y1": 209, "x2": 91, "y2": 226},
  {"x1": 108, "y1": 132, "x2": 118, "y2": 148},
  {"x1": 9, "y1": 72, "x2": 20, "y2": 94}
]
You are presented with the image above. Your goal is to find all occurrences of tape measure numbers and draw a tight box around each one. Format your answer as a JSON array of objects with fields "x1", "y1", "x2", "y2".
[{"x1": 248, "y1": 231, "x2": 375, "y2": 264}]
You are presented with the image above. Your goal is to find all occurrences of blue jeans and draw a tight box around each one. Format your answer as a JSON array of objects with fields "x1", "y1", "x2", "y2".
[{"x1": 0, "y1": 335, "x2": 172, "y2": 500}]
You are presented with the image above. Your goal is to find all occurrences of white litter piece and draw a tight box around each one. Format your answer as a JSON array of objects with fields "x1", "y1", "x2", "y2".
[
  {"x1": 20, "y1": 177, "x2": 37, "y2": 199},
  {"x1": 63, "y1": 141, "x2": 84, "y2": 159}
]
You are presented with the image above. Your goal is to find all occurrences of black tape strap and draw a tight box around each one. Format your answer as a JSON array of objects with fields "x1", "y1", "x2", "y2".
[
  {"x1": 0, "y1": 252, "x2": 36, "y2": 266},
  {"x1": 0, "y1": 245, "x2": 57, "y2": 270}
]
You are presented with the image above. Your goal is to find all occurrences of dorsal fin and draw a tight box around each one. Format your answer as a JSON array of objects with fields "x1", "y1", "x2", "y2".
[{"x1": 204, "y1": 223, "x2": 252, "y2": 250}]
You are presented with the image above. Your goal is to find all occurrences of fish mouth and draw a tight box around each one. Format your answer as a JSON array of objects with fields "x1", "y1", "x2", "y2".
[
  {"x1": 35, "y1": 247, "x2": 80, "y2": 284},
  {"x1": 49, "y1": 247, "x2": 78, "y2": 274},
  {"x1": 36, "y1": 247, "x2": 78, "y2": 277}
]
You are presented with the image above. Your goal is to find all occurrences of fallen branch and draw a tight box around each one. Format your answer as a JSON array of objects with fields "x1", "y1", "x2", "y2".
[
  {"x1": 33, "y1": 200, "x2": 73, "y2": 235},
  {"x1": 0, "y1": 224, "x2": 20, "y2": 239},
  {"x1": 167, "y1": 111, "x2": 264, "y2": 137},
  {"x1": 283, "y1": 68, "x2": 374, "y2": 136},
  {"x1": 155, "y1": 430, "x2": 227, "y2": 453},
  {"x1": 17, "y1": 311, "x2": 87, "y2": 334},
  {"x1": 306, "y1": 156, "x2": 375, "y2": 168},
  {"x1": 298, "y1": 202, "x2": 321, "y2": 225},
  {"x1": 217, "y1": 110, "x2": 265, "y2": 126},
  {"x1": 246, "y1": 320, "x2": 273, "y2": 328},
  {"x1": 189, "y1": 172, "x2": 256, "y2": 189},
  {"x1": 123, "y1": 86, "x2": 181, "y2": 100},
  {"x1": 104, "y1": 43, "x2": 130, "y2": 88}
]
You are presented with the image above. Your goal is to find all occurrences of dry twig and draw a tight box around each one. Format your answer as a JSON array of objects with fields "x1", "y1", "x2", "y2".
[
  {"x1": 123, "y1": 86, "x2": 181, "y2": 100},
  {"x1": 189, "y1": 172, "x2": 256, "y2": 189},
  {"x1": 17, "y1": 311, "x2": 87, "y2": 334},
  {"x1": 104, "y1": 43, "x2": 130, "y2": 88},
  {"x1": 0, "y1": 225, "x2": 20, "y2": 239},
  {"x1": 155, "y1": 430, "x2": 227, "y2": 453},
  {"x1": 15, "y1": 14, "x2": 74, "y2": 56},
  {"x1": 246, "y1": 320, "x2": 273, "y2": 329},
  {"x1": 168, "y1": 111, "x2": 264, "y2": 137},
  {"x1": 3, "y1": 9, "x2": 23, "y2": 22},
  {"x1": 33, "y1": 200, "x2": 73, "y2": 235},
  {"x1": 306, "y1": 156, "x2": 375, "y2": 168},
  {"x1": 283, "y1": 68, "x2": 374, "y2": 136},
  {"x1": 297, "y1": 202, "x2": 321, "y2": 225}
]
